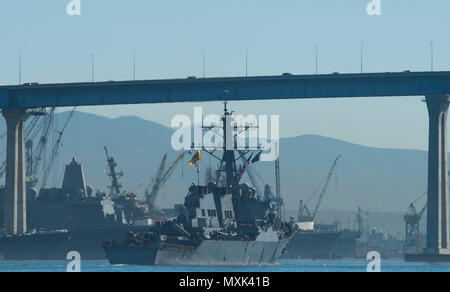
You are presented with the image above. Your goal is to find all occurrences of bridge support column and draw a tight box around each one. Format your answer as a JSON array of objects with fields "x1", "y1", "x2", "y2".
[
  {"x1": 425, "y1": 95, "x2": 450, "y2": 254},
  {"x1": 2, "y1": 109, "x2": 28, "y2": 235}
]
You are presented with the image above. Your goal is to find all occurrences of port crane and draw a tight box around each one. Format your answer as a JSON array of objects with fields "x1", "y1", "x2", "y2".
[
  {"x1": 298, "y1": 155, "x2": 341, "y2": 222},
  {"x1": 404, "y1": 191, "x2": 427, "y2": 253},
  {"x1": 0, "y1": 106, "x2": 75, "y2": 191},
  {"x1": 0, "y1": 107, "x2": 54, "y2": 183},
  {"x1": 145, "y1": 153, "x2": 167, "y2": 208},
  {"x1": 145, "y1": 152, "x2": 187, "y2": 210},
  {"x1": 39, "y1": 107, "x2": 77, "y2": 191},
  {"x1": 28, "y1": 107, "x2": 56, "y2": 186},
  {"x1": 237, "y1": 150, "x2": 263, "y2": 196},
  {"x1": 237, "y1": 150, "x2": 283, "y2": 210},
  {"x1": 24, "y1": 108, "x2": 52, "y2": 186}
]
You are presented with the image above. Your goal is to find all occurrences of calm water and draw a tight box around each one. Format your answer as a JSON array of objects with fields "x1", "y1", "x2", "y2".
[{"x1": 0, "y1": 259, "x2": 449, "y2": 272}]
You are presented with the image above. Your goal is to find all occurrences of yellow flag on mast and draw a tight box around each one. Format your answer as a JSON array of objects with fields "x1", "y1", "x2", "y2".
[{"x1": 188, "y1": 150, "x2": 202, "y2": 166}]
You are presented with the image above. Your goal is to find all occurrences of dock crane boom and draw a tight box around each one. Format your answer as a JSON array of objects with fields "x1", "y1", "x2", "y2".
[
  {"x1": 159, "y1": 152, "x2": 187, "y2": 187},
  {"x1": 238, "y1": 150, "x2": 263, "y2": 196},
  {"x1": 404, "y1": 191, "x2": 427, "y2": 252},
  {"x1": 30, "y1": 107, "x2": 56, "y2": 179},
  {"x1": 418, "y1": 203, "x2": 427, "y2": 218},
  {"x1": 311, "y1": 155, "x2": 341, "y2": 220},
  {"x1": 145, "y1": 153, "x2": 167, "y2": 209},
  {"x1": 145, "y1": 152, "x2": 186, "y2": 210},
  {"x1": 0, "y1": 107, "x2": 56, "y2": 183},
  {"x1": 40, "y1": 107, "x2": 76, "y2": 191}
]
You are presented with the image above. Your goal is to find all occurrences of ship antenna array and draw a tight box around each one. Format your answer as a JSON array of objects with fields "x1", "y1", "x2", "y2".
[
  {"x1": 197, "y1": 101, "x2": 262, "y2": 189},
  {"x1": 104, "y1": 145, "x2": 124, "y2": 196},
  {"x1": 275, "y1": 142, "x2": 282, "y2": 226}
]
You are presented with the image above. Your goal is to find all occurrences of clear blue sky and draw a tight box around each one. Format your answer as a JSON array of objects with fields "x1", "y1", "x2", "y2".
[{"x1": 1, "y1": 0, "x2": 449, "y2": 150}]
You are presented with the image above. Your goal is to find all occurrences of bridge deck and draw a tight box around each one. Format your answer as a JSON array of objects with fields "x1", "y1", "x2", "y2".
[{"x1": 1, "y1": 71, "x2": 450, "y2": 108}]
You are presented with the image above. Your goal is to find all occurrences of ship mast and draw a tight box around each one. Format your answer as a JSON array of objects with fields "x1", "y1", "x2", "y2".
[
  {"x1": 104, "y1": 146, "x2": 123, "y2": 196},
  {"x1": 200, "y1": 101, "x2": 257, "y2": 189},
  {"x1": 275, "y1": 142, "x2": 281, "y2": 226},
  {"x1": 221, "y1": 102, "x2": 238, "y2": 186}
]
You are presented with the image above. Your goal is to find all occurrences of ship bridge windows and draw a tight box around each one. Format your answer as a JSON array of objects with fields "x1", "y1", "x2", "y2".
[
  {"x1": 224, "y1": 210, "x2": 233, "y2": 219},
  {"x1": 207, "y1": 209, "x2": 217, "y2": 217},
  {"x1": 198, "y1": 218, "x2": 207, "y2": 228},
  {"x1": 201, "y1": 209, "x2": 206, "y2": 217}
]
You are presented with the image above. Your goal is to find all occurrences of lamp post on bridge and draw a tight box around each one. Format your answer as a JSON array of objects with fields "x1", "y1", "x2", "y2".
[
  {"x1": 201, "y1": 50, "x2": 205, "y2": 78},
  {"x1": 18, "y1": 52, "x2": 22, "y2": 85},
  {"x1": 133, "y1": 51, "x2": 136, "y2": 81},
  {"x1": 429, "y1": 41, "x2": 434, "y2": 72},
  {"x1": 314, "y1": 46, "x2": 318, "y2": 75},
  {"x1": 245, "y1": 46, "x2": 249, "y2": 77},
  {"x1": 361, "y1": 42, "x2": 364, "y2": 74},
  {"x1": 90, "y1": 54, "x2": 94, "y2": 82}
]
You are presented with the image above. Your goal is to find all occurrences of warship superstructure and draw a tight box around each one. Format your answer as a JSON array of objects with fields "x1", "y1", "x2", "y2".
[{"x1": 103, "y1": 103, "x2": 292, "y2": 265}]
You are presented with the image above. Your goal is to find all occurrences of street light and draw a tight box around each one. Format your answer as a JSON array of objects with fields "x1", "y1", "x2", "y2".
[
  {"x1": 201, "y1": 50, "x2": 205, "y2": 78},
  {"x1": 133, "y1": 51, "x2": 136, "y2": 80},
  {"x1": 361, "y1": 42, "x2": 364, "y2": 74},
  {"x1": 429, "y1": 41, "x2": 434, "y2": 72},
  {"x1": 245, "y1": 46, "x2": 249, "y2": 77},
  {"x1": 314, "y1": 46, "x2": 318, "y2": 75},
  {"x1": 18, "y1": 52, "x2": 22, "y2": 85},
  {"x1": 90, "y1": 54, "x2": 94, "y2": 82}
]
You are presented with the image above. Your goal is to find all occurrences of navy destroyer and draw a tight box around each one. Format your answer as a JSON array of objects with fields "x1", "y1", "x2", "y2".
[
  {"x1": 103, "y1": 103, "x2": 292, "y2": 265},
  {"x1": 0, "y1": 108, "x2": 194, "y2": 260}
]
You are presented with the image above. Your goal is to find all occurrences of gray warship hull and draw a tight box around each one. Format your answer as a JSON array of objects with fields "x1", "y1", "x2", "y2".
[
  {"x1": 0, "y1": 231, "x2": 72, "y2": 260},
  {"x1": 104, "y1": 105, "x2": 293, "y2": 266},
  {"x1": 104, "y1": 239, "x2": 288, "y2": 266},
  {"x1": 0, "y1": 229, "x2": 127, "y2": 260},
  {"x1": 281, "y1": 230, "x2": 359, "y2": 259},
  {"x1": 0, "y1": 157, "x2": 131, "y2": 260}
]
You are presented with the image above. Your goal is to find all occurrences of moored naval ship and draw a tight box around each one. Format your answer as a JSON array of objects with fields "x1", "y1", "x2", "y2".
[
  {"x1": 103, "y1": 104, "x2": 292, "y2": 265},
  {"x1": 281, "y1": 156, "x2": 360, "y2": 259},
  {"x1": 0, "y1": 156, "x2": 148, "y2": 260},
  {"x1": 282, "y1": 217, "x2": 360, "y2": 259}
]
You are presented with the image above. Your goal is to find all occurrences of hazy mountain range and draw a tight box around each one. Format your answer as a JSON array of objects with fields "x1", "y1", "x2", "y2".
[
  {"x1": 27, "y1": 110, "x2": 426, "y2": 215},
  {"x1": 0, "y1": 110, "x2": 427, "y2": 236}
]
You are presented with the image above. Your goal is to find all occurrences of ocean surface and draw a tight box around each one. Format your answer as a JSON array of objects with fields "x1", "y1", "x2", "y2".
[{"x1": 0, "y1": 259, "x2": 449, "y2": 272}]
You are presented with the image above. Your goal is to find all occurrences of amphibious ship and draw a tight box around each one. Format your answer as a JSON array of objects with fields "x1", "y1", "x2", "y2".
[
  {"x1": 103, "y1": 103, "x2": 292, "y2": 265},
  {"x1": 0, "y1": 155, "x2": 149, "y2": 260}
]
